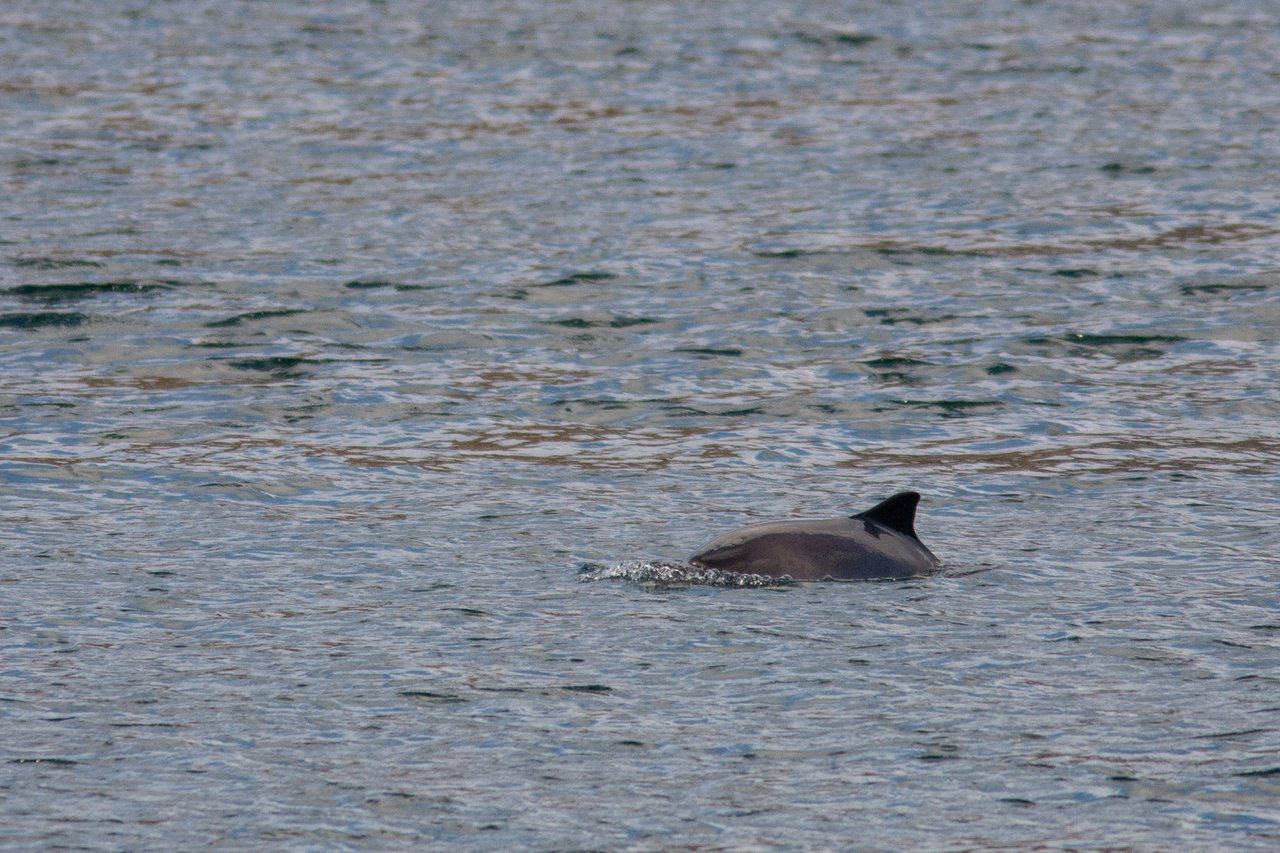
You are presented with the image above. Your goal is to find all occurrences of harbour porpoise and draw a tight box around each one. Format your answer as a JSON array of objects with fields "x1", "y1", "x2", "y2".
[{"x1": 688, "y1": 491, "x2": 940, "y2": 580}]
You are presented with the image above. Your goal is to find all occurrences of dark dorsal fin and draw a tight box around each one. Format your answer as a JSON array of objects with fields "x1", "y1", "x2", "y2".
[{"x1": 853, "y1": 491, "x2": 922, "y2": 540}]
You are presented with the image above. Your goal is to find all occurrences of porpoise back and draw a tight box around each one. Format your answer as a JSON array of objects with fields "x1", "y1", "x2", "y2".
[{"x1": 688, "y1": 491, "x2": 939, "y2": 580}]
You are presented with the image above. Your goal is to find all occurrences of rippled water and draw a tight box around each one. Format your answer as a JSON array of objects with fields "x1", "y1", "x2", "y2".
[{"x1": 3, "y1": 1, "x2": 1279, "y2": 849}]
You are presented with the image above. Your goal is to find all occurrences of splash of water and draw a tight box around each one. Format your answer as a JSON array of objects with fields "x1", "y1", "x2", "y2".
[{"x1": 577, "y1": 561, "x2": 795, "y2": 589}]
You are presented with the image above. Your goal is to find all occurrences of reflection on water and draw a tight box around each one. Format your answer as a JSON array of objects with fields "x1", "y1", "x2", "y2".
[{"x1": 3, "y1": 0, "x2": 1280, "y2": 849}]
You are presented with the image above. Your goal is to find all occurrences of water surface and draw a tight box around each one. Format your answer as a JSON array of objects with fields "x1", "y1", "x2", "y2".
[{"x1": 3, "y1": 1, "x2": 1279, "y2": 849}]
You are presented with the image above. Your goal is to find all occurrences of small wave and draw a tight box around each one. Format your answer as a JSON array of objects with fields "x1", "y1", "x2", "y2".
[{"x1": 577, "y1": 561, "x2": 794, "y2": 589}]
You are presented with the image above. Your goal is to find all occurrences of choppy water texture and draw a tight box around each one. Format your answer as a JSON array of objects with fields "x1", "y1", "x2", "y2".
[{"x1": 3, "y1": 1, "x2": 1279, "y2": 849}]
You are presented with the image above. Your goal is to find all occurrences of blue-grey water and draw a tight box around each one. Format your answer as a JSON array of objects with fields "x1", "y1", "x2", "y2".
[{"x1": 3, "y1": 1, "x2": 1279, "y2": 849}]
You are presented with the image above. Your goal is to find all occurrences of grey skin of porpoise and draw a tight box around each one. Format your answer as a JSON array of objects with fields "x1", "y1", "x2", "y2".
[{"x1": 688, "y1": 491, "x2": 940, "y2": 580}]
